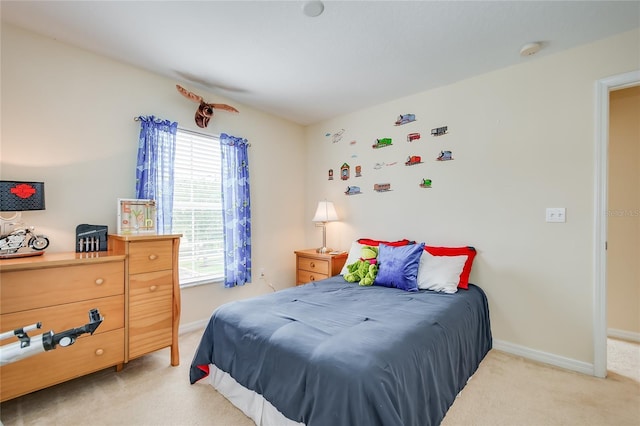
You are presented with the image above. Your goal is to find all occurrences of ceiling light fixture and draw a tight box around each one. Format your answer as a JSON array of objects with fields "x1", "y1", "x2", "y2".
[
  {"x1": 520, "y1": 42, "x2": 542, "y2": 57},
  {"x1": 303, "y1": 1, "x2": 324, "y2": 18}
]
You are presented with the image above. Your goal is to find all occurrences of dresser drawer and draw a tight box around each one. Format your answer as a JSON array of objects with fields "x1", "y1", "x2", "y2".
[
  {"x1": 0, "y1": 295, "x2": 124, "y2": 342},
  {"x1": 129, "y1": 321, "x2": 172, "y2": 360},
  {"x1": 129, "y1": 269, "x2": 173, "y2": 298},
  {"x1": 128, "y1": 240, "x2": 173, "y2": 274},
  {"x1": 297, "y1": 269, "x2": 329, "y2": 284},
  {"x1": 0, "y1": 328, "x2": 125, "y2": 401},
  {"x1": 129, "y1": 270, "x2": 173, "y2": 359},
  {"x1": 1, "y1": 262, "x2": 124, "y2": 314},
  {"x1": 297, "y1": 257, "x2": 330, "y2": 275}
]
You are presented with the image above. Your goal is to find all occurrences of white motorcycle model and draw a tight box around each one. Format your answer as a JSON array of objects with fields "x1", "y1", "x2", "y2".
[{"x1": 0, "y1": 224, "x2": 50, "y2": 254}]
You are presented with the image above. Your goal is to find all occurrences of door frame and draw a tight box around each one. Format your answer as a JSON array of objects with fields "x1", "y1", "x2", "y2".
[{"x1": 593, "y1": 70, "x2": 640, "y2": 378}]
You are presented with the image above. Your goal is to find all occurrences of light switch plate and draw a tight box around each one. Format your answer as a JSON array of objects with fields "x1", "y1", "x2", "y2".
[{"x1": 546, "y1": 207, "x2": 566, "y2": 223}]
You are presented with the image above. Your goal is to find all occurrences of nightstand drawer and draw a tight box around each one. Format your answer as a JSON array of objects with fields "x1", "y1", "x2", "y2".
[
  {"x1": 298, "y1": 257, "x2": 330, "y2": 275},
  {"x1": 298, "y1": 269, "x2": 329, "y2": 284}
]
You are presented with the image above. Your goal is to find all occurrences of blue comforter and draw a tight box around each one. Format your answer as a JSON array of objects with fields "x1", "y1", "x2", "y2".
[{"x1": 190, "y1": 277, "x2": 492, "y2": 426}]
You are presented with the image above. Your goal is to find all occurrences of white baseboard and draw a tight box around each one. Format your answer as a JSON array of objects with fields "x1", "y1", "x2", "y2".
[
  {"x1": 492, "y1": 339, "x2": 594, "y2": 376},
  {"x1": 179, "y1": 319, "x2": 209, "y2": 335},
  {"x1": 607, "y1": 328, "x2": 640, "y2": 343}
]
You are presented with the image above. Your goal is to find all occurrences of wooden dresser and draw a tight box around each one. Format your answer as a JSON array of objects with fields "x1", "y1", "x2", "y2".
[
  {"x1": 0, "y1": 252, "x2": 126, "y2": 402},
  {"x1": 295, "y1": 249, "x2": 347, "y2": 285},
  {"x1": 108, "y1": 234, "x2": 181, "y2": 366},
  {"x1": 0, "y1": 234, "x2": 181, "y2": 402}
]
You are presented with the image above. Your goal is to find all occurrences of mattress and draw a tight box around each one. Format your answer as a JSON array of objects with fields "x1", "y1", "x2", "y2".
[{"x1": 190, "y1": 276, "x2": 492, "y2": 426}]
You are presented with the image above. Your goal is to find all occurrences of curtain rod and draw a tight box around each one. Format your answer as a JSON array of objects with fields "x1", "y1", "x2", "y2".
[
  {"x1": 176, "y1": 126, "x2": 219, "y2": 139},
  {"x1": 133, "y1": 117, "x2": 250, "y2": 146}
]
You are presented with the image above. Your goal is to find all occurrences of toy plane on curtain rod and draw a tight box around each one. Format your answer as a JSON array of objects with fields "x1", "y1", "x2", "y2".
[{"x1": 176, "y1": 84, "x2": 239, "y2": 128}]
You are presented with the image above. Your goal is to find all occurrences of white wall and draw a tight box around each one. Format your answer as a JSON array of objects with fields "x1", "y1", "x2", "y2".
[
  {"x1": 3, "y1": 21, "x2": 639, "y2": 371},
  {"x1": 305, "y1": 29, "x2": 640, "y2": 367},
  {"x1": 0, "y1": 24, "x2": 307, "y2": 327}
]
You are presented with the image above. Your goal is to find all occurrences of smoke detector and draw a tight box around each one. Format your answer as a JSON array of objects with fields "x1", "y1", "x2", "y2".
[
  {"x1": 303, "y1": 1, "x2": 324, "y2": 17},
  {"x1": 520, "y1": 42, "x2": 542, "y2": 57}
]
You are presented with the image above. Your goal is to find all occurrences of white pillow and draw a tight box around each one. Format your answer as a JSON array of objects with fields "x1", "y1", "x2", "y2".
[
  {"x1": 417, "y1": 251, "x2": 467, "y2": 293},
  {"x1": 340, "y1": 241, "x2": 365, "y2": 275}
]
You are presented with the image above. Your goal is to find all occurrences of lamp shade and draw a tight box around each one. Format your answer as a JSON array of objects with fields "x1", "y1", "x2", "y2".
[
  {"x1": 312, "y1": 201, "x2": 338, "y2": 222},
  {"x1": 0, "y1": 181, "x2": 46, "y2": 212}
]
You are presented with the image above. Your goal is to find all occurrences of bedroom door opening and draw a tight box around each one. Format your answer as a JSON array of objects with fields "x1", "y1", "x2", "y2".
[
  {"x1": 606, "y1": 85, "x2": 640, "y2": 381},
  {"x1": 594, "y1": 70, "x2": 640, "y2": 378}
]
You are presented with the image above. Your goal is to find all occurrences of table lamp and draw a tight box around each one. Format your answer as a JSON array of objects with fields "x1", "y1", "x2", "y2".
[{"x1": 312, "y1": 200, "x2": 338, "y2": 253}]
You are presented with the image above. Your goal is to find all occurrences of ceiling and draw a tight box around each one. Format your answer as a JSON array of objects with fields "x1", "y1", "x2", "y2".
[{"x1": 2, "y1": 1, "x2": 639, "y2": 125}]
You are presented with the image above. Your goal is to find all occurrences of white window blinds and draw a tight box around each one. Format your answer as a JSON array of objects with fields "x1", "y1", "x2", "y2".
[{"x1": 172, "y1": 129, "x2": 224, "y2": 286}]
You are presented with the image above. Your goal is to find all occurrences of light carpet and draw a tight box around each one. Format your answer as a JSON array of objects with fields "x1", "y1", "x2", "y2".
[{"x1": 1, "y1": 330, "x2": 638, "y2": 426}]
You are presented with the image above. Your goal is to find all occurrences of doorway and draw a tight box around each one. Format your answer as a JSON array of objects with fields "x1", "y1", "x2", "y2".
[
  {"x1": 594, "y1": 70, "x2": 640, "y2": 378},
  {"x1": 606, "y1": 85, "x2": 640, "y2": 381}
]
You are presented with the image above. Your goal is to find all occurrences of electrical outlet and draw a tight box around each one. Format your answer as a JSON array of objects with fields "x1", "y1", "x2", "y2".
[{"x1": 546, "y1": 207, "x2": 566, "y2": 223}]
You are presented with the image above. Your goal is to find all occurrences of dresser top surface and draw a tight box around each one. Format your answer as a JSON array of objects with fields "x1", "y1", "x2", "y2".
[
  {"x1": 295, "y1": 249, "x2": 348, "y2": 259},
  {"x1": 0, "y1": 251, "x2": 125, "y2": 272},
  {"x1": 108, "y1": 234, "x2": 182, "y2": 242}
]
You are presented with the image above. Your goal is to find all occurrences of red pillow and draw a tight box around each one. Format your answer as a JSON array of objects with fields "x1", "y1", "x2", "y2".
[
  {"x1": 423, "y1": 246, "x2": 476, "y2": 290},
  {"x1": 358, "y1": 238, "x2": 413, "y2": 247}
]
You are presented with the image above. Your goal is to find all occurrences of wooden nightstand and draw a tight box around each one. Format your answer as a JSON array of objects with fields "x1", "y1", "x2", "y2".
[{"x1": 295, "y1": 249, "x2": 347, "y2": 285}]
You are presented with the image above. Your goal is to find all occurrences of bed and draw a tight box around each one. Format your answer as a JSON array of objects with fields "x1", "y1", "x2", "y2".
[{"x1": 190, "y1": 257, "x2": 492, "y2": 426}]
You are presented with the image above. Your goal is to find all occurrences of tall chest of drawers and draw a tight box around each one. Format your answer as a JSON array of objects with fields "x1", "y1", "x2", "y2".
[
  {"x1": 108, "y1": 234, "x2": 181, "y2": 366},
  {"x1": 0, "y1": 252, "x2": 126, "y2": 402}
]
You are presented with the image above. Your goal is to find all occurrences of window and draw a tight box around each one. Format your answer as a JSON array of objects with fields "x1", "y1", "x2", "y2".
[{"x1": 172, "y1": 129, "x2": 224, "y2": 287}]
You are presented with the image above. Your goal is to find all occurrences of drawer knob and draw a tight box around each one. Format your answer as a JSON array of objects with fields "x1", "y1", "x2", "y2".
[
  {"x1": 149, "y1": 285, "x2": 158, "y2": 292},
  {"x1": 310, "y1": 262, "x2": 315, "y2": 268},
  {"x1": 149, "y1": 254, "x2": 158, "y2": 260},
  {"x1": 310, "y1": 275, "x2": 315, "y2": 281},
  {"x1": 95, "y1": 349, "x2": 104, "y2": 356},
  {"x1": 95, "y1": 278, "x2": 104, "y2": 285}
]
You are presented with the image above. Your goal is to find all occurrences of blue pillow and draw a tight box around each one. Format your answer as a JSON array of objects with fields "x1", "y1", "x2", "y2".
[{"x1": 374, "y1": 242, "x2": 425, "y2": 291}]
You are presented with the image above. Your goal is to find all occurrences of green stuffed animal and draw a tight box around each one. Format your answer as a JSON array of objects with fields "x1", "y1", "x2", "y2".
[
  {"x1": 344, "y1": 245, "x2": 379, "y2": 286},
  {"x1": 360, "y1": 262, "x2": 378, "y2": 286}
]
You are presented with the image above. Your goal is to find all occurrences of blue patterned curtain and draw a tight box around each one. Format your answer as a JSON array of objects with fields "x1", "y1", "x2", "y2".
[
  {"x1": 220, "y1": 133, "x2": 251, "y2": 287},
  {"x1": 135, "y1": 116, "x2": 178, "y2": 234}
]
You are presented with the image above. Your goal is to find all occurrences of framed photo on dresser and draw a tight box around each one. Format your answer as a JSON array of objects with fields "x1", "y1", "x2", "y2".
[{"x1": 116, "y1": 198, "x2": 156, "y2": 234}]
